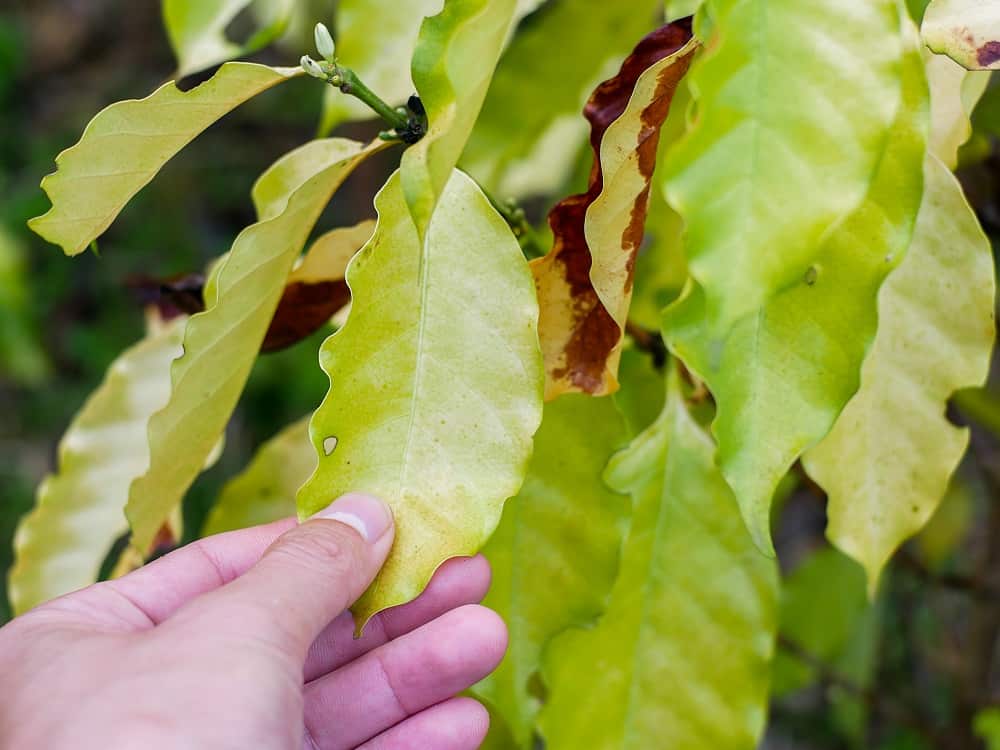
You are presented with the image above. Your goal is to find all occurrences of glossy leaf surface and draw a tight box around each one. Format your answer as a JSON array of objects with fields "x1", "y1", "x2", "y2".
[
  {"x1": 922, "y1": 0, "x2": 1000, "y2": 70},
  {"x1": 9, "y1": 321, "x2": 184, "y2": 614},
  {"x1": 400, "y1": 0, "x2": 518, "y2": 237},
  {"x1": 663, "y1": 0, "x2": 909, "y2": 332},
  {"x1": 533, "y1": 23, "x2": 696, "y2": 400},
  {"x1": 804, "y1": 155, "x2": 995, "y2": 590},
  {"x1": 473, "y1": 394, "x2": 629, "y2": 745},
  {"x1": 126, "y1": 139, "x2": 382, "y2": 553},
  {"x1": 539, "y1": 374, "x2": 778, "y2": 750},
  {"x1": 297, "y1": 170, "x2": 543, "y2": 629},
  {"x1": 29, "y1": 63, "x2": 300, "y2": 256},
  {"x1": 664, "y1": 10, "x2": 928, "y2": 553}
]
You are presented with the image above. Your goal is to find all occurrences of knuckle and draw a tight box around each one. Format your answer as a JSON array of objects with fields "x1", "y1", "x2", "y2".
[{"x1": 269, "y1": 522, "x2": 364, "y2": 577}]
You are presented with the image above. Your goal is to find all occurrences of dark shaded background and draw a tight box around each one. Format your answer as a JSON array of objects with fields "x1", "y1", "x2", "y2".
[{"x1": 1, "y1": 2, "x2": 999, "y2": 749}]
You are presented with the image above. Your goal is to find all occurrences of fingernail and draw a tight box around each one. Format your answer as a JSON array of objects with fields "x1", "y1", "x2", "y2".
[{"x1": 311, "y1": 493, "x2": 393, "y2": 541}]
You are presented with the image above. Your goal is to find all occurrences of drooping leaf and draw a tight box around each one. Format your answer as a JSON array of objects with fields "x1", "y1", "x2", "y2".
[
  {"x1": 9, "y1": 320, "x2": 184, "y2": 614},
  {"x1": 297, "y1": 169, "x2": 543, "y2": 629},
  {"x1": 319, "y1": 0, "x2": 445, "y2": 135},
  {"x1": 29, "y1": 63, "x2": 301, "y2": 256},
  {"x1": 663, "y1": 0, "x2": 910, "y2": 333},
  {"x1": 533, "y1": 23, "x2": 697, "y2": 400},
  {"x1": 462, "y1": 0, "x2": 664, "y2": 200},
  {"x1": 126, "y1": 139, "x2": 384, "y2": 554},
  {"x1": 922, "y1": 0, "x2": 1000, "y2": 70},
  {"x1": 473, "y1": 394, "x2": 629, "y2": 746},
  {"x1": 539, "y1": 371, "x2": 778, "y2": 750},
  {"x1": 400, "y1": 0, "x2": 518, "y2": 238},
  {"x1": 162, "y1": 0, "x2": 295, "y2": 77},
  {"x1": 262, "y1": 221, "x2": 375, "y2": 352},
  {"x1": 203, "y1": 417, "x2": 311, "y2": 536},
  {"x1": 926, "y1": 51, "x2": 991, "y2": 168},
  {"x1": 663, "y1": 9, "x2": 928, "y2": 554},
  {"x1": 803, "y1": 154, "x2": 995, "y2": 591}
]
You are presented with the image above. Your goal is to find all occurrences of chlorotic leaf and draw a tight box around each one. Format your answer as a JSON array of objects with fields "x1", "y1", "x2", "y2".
[
  {"x1": 29, "y1": 63, "x2": 301, "y2": 256},
  {"x1": 664, "y1": 8, "x2": 929, "y2": 555},
  {"x1": 533, "y1": 23, "x2": 697, "y2": 400},
  {"x1": 203, "y1": 417, "x2": 311, "y2": 536},
  {"x1": 926, "y1": 50, "x2": 992, "y2": 168},
  {"x1": 462, "y1": 0, "x2": 664, "y2": 199},
  {"x1": 664, "y1": 0, "x2": 910, "y2": 333},
  {"x1": 803, "y1": 154, "x2": 995, "y2": 591},
  {"x1": 163, "y1": 0, "x2": 295, "y2": 77},
  {"x1": 125, "y1": 139, "x2": 383, "y2": 554},
  {"x1": 473, "y1": 394, "x2": 629, "y2": 746},
  {"x1": 922, "y1": 0, "x2": 1000, "y2": 70},
  {"x1": 9, "y1": 320, "x2": 184, "y2": 614},
  {"x1": 320, "y1": 0, "x2": 445, "y2": 134},
  {"x1": 539, "y1": 371, "x2": 778, "y2": 750},
  {"x1": 400, "y1": 0, "x2": 518, "y2": 238},
  {"x1": 297, "y1": 169, "x2": 543, "y2": 630}
]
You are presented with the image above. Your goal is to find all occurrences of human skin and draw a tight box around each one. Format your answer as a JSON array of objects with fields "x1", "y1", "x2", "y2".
[{"x1": 0, "y1": 493, "x2": 506, "y2": 749}]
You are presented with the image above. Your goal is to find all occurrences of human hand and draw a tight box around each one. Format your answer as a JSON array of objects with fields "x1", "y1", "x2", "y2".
[{"x1": 0, "y1": 493, "x2": 506, "y2": 749}]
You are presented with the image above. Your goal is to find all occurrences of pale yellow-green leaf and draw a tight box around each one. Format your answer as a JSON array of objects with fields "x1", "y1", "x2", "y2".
[
  {"x1": 9, "y1": 320, "x2": 184, "y2": 615},
  {"x1": 400, "y1": 0, "x2": 517, "y2": 238},
  {"x1": 539, "y1": 372, "x2": 778, "y2": 750},
  {"x1": 803, "y1": 155, "x2": 995, "y2": 591},
  {"x1": 29, "y1": 63, "x2": 301, "y2": 256},
  {"x1": 287, "y1": 220, "x2": 377, "y2": 283},
  {"x1": 319, "y1": 0, "x2": 445, "y2": 135},
  {"x1": 462, "y1": 0, "x2": 663, "y2": 199},
  {"x1": 922, "y1": 0, "x2": 1000, "y2": 70},
  {"x1": 926, "y1": 50, "x2": 991, "y2": 167},
  {"x1": 663, "y1": 0, "x2": 909, "y2": 333},
  {"x1": 663, "y1": 9, "x2": 928, "y2": 554},
  {"x1": 126, "y1": 138, "x2": 383, "y2": 554},
  {"x1": 163, "y1": 0, "x2": 252, "y2": 76},
  {"x1": 473, "y1": 395, "x2": 629, "y2": 746},
  {"x1": 203, "y1": 417, "x2": 311, "y2": 536},
  {"x1": 297, "y1": 169, "x2": 543, "y2": 629},
  {"x1": 666, "y1": 0, "x2": 705, "y2": 22}
]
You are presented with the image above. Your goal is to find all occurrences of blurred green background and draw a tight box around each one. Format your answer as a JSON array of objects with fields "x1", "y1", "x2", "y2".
[{"x1": 1, "y1": 2, "x2": 999, "y2": 749}]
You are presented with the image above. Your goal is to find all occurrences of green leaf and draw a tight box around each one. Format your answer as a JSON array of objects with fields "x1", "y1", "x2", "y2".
[
  {"x1": 462, "y1": 0, "x2": 664, "y2": 199},
  {"x1": 400, "y1": 0, "x2": 518, "y2": 238},
  {"x1": 803, "y1": 154, "x2": 995, "y2": 591},
  {"x1": 922, "y1": 0, "x2": 1000, "y2": 70},
  {"x1": 163, "y1": 0, "x2": 295, "y2": 77},
  {"x1": 319, "y1": 0, "x2": 445, "y2": 135},
  {"x1": 663, "y1": 8, "x2": 929, "y2": 554},
  {"x1": 9, "y1": 320, "x2": 184, "y2": 615},
  {"x1": 663, "y1": 0, "x2": 911, "y2": 333},
  {"x1": 539, "y1": 372, "x2": 778, "y2": 750},
  {"x1": 297, "y1": 169, "x2": 543, "y2": 629},
  {"x1": 666, "y1": 0, "x2": 705, "y2": 22},
  {"x1": 772, "y1": 546, "x2": 869, "y2": 696},
  {"x1": 976, "y1": 708, "x2": 1000, "y2": 749},
  {"x1": 126, "y1": 138, "x2": 383, "y2": 554},
  {"x1": 203, "y1": 417, "x2": 311, "y2": 536},
  {"x1": 29, "y1": 63, "x2": 301, "y2": 256},
  {"x1": 926, "y1": 50, "x2": 991, "y2": 168},
  {"x1": 0, "y1": 224, "x2": 48, "y2": 384},
  {"x1": 473, "y1": 394, "x2": 629, "y2": 746}
]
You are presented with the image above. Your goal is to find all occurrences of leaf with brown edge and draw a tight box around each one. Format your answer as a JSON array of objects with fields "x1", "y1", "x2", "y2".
[
  {"x1": 531, "y1": 21, "x2": 698, "y2": 401},
  {"x1": 125, "y1": 221, "x2": 376, "y2": 353},
  {"x1": 923, "y1": 0, "x2": 1000, "y2": 70}
]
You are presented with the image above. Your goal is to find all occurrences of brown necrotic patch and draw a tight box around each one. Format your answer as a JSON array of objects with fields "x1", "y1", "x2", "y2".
[
  {"x1": 533, "y1": 19, "x2": 696, "y2": 395},
  {"x1": 978, "y1": 40, "x2": 1000, "y2": 68}
]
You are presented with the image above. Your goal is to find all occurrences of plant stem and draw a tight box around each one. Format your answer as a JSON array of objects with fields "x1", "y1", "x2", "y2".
[{"x1": 333, "y1": 67, "x2": 408, "y2": 131}]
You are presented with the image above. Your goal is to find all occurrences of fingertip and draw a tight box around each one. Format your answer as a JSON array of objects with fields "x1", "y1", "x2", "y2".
[{"x1": 310, "y1": 492, "x2": 394, "y2": 543}]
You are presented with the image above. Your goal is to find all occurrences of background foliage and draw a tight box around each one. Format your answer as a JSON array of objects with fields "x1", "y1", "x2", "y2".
[{"x1": 2, "y1": 1, "x2": 1000, "y2": 748}]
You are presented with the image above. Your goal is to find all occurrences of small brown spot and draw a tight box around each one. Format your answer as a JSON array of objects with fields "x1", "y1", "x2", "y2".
[{"x1": 977, "y1": 40, "x2": 1000, "y2": 68}]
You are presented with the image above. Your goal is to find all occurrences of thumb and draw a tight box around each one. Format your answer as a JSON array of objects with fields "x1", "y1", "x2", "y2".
[{"x1": 180, "y1": 493, "x2": 393, "y2": 658}]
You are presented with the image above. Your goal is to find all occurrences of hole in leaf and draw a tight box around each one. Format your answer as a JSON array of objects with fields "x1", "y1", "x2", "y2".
[{"x1": 323, "y1": 436, "x2": 338, "y2": 456}]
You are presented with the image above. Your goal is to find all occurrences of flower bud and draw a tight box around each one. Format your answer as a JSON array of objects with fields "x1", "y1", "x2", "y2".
[
  {"x1": 300, "y1": 55, "x2": 326, "y2": 79},
  {"x1": 314, "y1": 23, "x2": 336, "y2": 61}
]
